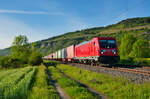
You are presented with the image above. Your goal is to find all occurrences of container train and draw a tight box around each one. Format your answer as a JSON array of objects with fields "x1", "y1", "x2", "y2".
[{"x1": 44, "y1": 37, "x2": 120, "y2": 65}]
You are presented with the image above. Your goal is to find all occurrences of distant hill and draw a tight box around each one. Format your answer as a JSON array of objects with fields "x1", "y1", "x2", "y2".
[
  {"x1": 0, "y1": 48, "x2": 10, "y2": 56},
  {"x1": 1, "y1": 16, "x2": 150, "y2": 56}
]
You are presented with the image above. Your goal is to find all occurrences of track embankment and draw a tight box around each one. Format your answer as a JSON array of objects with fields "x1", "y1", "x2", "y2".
[{"x1": 69, "y1": 63, "x2": 150, "y2": 83}]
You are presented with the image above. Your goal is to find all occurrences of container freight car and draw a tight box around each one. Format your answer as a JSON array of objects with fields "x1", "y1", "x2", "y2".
[
  {"x1": 43, "y1": 56, "x2": 48, "y2": 60},
  {"x1": 53, "y1": 52, "x2": 55, "y2": 59},
  {"x1": 48, "y1": 54, "x2": 53, "y2": 60},
  {"x1": 62, "y1": 48, "x2": 67, "y2": 62},
  {"x1": 75, "y1": 37, "x2": 120, "y2": 64},
  {"x1": 47, "y1": 54, "x2": 51, "y2": 60},
  {"x1": 52, "y1": 53, "x2": 55, "y2": 59},
  {"x1": 58, "y1": 50, "x2": 62, "y2": 60},
  {"x1": 54, "y1": 51, "x2": 58, "y2": 60},
  {"x1": 66, "y1": 45, "x2": 75, "y2": 62}
]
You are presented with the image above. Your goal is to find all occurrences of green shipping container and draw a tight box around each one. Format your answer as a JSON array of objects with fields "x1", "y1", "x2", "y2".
[{"x1": 58, "y1": 50, "x2": 62, "y2": 59}]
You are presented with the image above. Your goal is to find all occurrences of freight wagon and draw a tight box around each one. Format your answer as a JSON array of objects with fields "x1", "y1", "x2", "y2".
[
  {"x1": 57, "y1": 50, "x2": 62, "y2": 61},
  {"x1": 62, "y1": 48, "x2": 67, "y2": 62},
  {"x1": 53, "y1": 51, "x2": 58, "y2": 60},
  {"x1": 66, "y1": 45, "x2": 75, "y2": 62},
  {"x1": 47, "y1": 53, "x2": 53, "y2": 60}
]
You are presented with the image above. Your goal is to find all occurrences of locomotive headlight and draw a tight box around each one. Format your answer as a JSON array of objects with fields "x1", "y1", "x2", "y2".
[
  {"x1": 100, "y1": 50, "x2": 106, "y2": 54},
  {"x1": 112, "y1": 49, "x2": 117, "y2": 54}
]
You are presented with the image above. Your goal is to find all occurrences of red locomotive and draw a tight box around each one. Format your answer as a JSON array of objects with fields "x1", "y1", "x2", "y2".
[
  {"x1": 75, "y1": 37, "x2": 120, "y2": 64},
  {"x1": 45, "y1": 37, "x2": 120, "y2": 64}
]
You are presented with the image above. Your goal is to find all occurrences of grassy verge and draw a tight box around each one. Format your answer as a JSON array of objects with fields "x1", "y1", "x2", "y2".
[
  {"x1": 29, "y1": 65, "x2": 60, "y2": 99},
  {"x1": 57, "y1": 64, "x2": 150, "y2": 99},
  {"x1": 133, "y1": 58, "x2": 150, "y2": 66},
  {"x1": 48, "y1": 66, "x2": 99, "y2": 99},
  {"x1": 120, "y1": 57, "x2": 150, "y2": 66}
]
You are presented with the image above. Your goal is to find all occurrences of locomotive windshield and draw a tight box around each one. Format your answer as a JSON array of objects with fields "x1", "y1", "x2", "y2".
[{"x1": 99, "y1": 40, "x2": 116, "y2": 48}]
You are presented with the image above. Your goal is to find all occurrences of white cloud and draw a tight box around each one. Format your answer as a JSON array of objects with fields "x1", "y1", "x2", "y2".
[
  {"x1": 0, "y1": 15, "x2": 47, "y2": 49},
  {"x1": 0, "y1": 9, "x2": 48, "y2": 14},
  {"x1": 0, "y1": 9, "x2": 65, "y2": 16}
]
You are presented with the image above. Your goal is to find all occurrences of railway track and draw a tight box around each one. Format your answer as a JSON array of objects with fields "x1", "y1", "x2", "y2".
[
  {"x1": 67, "y1": 63, "x2": 150, "y2": 83},
  {"x1": 69, "y1": 63, "x2": 150, "y2": 76},
  {"x1": 95, "y1": 66, "x2": 150, "y2": 76}
]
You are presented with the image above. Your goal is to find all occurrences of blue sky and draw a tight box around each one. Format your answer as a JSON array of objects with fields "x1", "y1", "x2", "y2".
[{"x1": 0, "y1": 0, "x2": 149, "y2": 49}]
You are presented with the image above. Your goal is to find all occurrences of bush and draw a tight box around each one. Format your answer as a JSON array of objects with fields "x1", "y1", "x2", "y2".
[
  {"x1": 0, "y1": 56, "x2": 9, "y2": 68},
  {"x1": 133, "y1": 58, "x2": 150, "y2": 66},
  {"x1": 0, "y1": 56, "x2": 26, "y2": 68},
  {"x1": 0, "y1": 51, "x2": 43, "y2": 68},
  {"x1": 44, "y1": 61, "x2": 58, "y2": 67},
  {"x1": 119, "y1": 34, "x2": 136, "y2": 58},
  {"x1": 119, "y1": 57, "x2": 134, "y2": 65},
  {"x1": 130, "y1": 39, "x2": 150, "y2": 58},
  {"x1": 28, "y1": 51, "x2": 43, "y2": 66}
]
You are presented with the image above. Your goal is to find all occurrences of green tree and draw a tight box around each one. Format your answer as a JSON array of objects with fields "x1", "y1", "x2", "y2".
[
  {"x1": 10, "y1": 35, "x2": 31, "y2": 64},
  {"x1": 130, "y1": 39, "x2": 150, "y2": 58},
  {"x1": 28, "y1": 51, "x2": 43, "y2": 66},
  {"x1": 0, "y1": 35, "x2": 43, "y2": 68},
  {"x1": 119, "y1": 34, "x2": 136, "y2": 58},
  {"x1": 32, "y1": 42, "x2": 38, "y2": 48},
  {"x1": 12, "y1": 35, "x2": 28, "y2": 46}
]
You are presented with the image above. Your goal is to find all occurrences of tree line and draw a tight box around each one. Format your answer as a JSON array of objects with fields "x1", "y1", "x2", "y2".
[
  {"x1": 119, "y1": 33, "x2": 150, "y2": 65},
  {"x1": 0, "y1": 35, "x2": 43, "y2": 68}
]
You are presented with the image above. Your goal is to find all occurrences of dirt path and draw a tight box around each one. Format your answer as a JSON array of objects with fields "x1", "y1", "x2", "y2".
[
  {"x1": 46, "y1": 66, "x2": 70, "y2": 99},
  {"x1": 55, "y1": 83, "x2": 70, "y2": 99},
  {"x1": 56, "y1": 67, "x2": 108, "y2": 99}
]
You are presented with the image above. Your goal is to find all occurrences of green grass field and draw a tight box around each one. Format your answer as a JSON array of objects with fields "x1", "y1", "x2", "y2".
[
  {"x1": 0, "y1": 65, "x2": 60, "y2": 99},
  {"x1": 0, "y1": 67, "x2": 36, "y2": 99}
]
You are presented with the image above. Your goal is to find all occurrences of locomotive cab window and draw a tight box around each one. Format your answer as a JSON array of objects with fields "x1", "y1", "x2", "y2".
[{"x1": 99, "y1": 40, "x2": 116, "y2": 48}]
